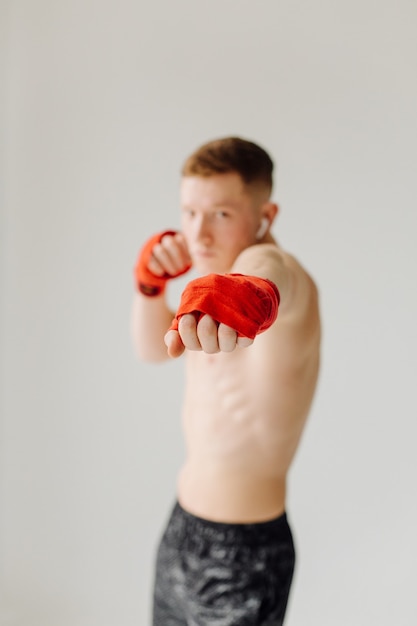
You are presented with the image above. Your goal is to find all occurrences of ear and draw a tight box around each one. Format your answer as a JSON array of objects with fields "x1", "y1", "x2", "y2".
[
  {"x1": 263, "y1": 202, "x2": 279, "y2": 224},
  {"x1": 256, "y1": 202, "x2": 278, "y2": 239}
]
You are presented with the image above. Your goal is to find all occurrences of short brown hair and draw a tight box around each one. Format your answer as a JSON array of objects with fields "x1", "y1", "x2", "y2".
[{"x1": 181, "y1": 136, "x2": 274, "y2": 193}]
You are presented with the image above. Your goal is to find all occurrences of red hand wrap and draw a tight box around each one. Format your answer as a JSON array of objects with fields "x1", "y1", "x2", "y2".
[
  {"x1": 169, "y1": 273, "x2": 280, "y2": 339},
  {"x1": 134, "y1": 230, "x2": 191, "y2": 297}
]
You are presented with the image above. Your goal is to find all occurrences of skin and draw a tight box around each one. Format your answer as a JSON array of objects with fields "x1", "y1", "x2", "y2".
[{"x1": 131, "y1": 172, "x2": 321, "y2": 523}]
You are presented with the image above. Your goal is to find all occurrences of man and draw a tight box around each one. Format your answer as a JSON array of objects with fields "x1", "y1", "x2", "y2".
[{"x1": 131, "y1": 137, "x2": 321, "y2": 625}]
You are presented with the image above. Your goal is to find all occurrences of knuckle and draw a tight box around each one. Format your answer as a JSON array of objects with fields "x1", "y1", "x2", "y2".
[
  {"x1": 148, "y1": 257, "x2": 163, "y2": 275},
  {"x1": 237, "y1": 336, "x2": 253, "y2": 348},
  {"x1": 161, "y1": 235, "x2": 178, "y2": 254},
  {"x1": 160, "y1": 234, "x2": 174, "y2": 246},
  {"x1": 152, "y1": 242, "x2": 163, "y2": 255},
  {"x1": 219, "y1": 324, "x2": 236, "y2": 337},
  {"x1": 197, "y1": 317, "x2": 219, "y2": 353},
  {"x1": 179, "y1": 314, "x2": 197, "y2": 333},
  {"x1": 198, "y1": 314, "x2": 216, "y2": 332},
  {"x1": 151, "y1": 246, "x2": 166, "y2": 265}
]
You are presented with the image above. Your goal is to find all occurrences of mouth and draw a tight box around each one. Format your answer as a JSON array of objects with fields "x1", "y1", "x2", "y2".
[{"x1": 193, "y1": 249, "x2": 216, "y2": 259}]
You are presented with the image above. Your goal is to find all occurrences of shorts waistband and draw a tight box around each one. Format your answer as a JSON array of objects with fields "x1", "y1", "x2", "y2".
[{"x1": 165, "y1": 501, "x2": 292, "y2": 548}]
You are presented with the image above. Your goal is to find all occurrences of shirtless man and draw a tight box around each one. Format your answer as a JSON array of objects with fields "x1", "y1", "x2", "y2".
[{"x1": 131, "y1": 137, "x2": 321, "y2": 625}]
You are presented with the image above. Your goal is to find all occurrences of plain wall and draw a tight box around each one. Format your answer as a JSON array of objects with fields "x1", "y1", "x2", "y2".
[{"x1": 1, "y1": 1, "x2": 417, "y2": 624}]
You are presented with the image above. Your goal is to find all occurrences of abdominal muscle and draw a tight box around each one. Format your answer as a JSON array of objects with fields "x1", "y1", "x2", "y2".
[{"x1": 177, "y1": 339, "x2": 318, "y2": 523}]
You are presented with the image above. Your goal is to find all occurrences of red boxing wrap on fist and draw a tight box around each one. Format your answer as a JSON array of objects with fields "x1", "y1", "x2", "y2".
[
  {"x1": 134, "y1": 230, "x2": 191, "y2": 297},
  {"x1": 169, "y1": 273, "x2": 280, "y2": 339}
]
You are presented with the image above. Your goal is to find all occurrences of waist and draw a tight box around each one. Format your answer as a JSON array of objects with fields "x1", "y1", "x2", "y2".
[{"x1": 178, "y1": 461, "x2": 287, "y2": 523}]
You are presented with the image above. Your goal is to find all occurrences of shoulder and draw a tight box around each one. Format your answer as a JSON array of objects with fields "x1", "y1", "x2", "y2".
[
  {"x1": 282, "y1": 250, "x2": 318, "y2": 293},
  {"x1": 255, "y1": 244, "x2": 319, "y2": 318},
  {"x1": 277, "y1": 249, "x2": 319, "y2": 308}
]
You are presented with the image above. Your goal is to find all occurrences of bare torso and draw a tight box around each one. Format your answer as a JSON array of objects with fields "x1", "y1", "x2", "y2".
[{"x1": 177, "y1": 254, "x2": 321, "y2": 523}]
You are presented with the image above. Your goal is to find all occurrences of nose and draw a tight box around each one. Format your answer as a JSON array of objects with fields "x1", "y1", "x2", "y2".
[{"x1": 194, "y1": 215, "x2": 212, "y2": 243}]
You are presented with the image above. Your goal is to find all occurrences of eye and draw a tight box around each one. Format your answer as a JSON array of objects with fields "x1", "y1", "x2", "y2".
[{"x1": 216, "y1": 211, "x2": 230, "y2": 218}]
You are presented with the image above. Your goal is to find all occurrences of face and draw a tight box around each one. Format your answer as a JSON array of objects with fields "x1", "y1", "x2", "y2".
[{"x1": 180, "y1": 173, "x2": 263, "y2": 274}]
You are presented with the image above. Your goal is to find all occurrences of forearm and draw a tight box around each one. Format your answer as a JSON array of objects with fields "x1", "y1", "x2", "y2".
[
  {"x1": 131, "y1": 229, "x2": 192, "y2": 362},
  {"x1": 130, "y1": 292, "x2": 175, "y2": 362}
]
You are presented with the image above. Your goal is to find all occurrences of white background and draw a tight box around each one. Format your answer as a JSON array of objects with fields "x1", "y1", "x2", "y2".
[{"x1": 1, "y1": 1, "x2": 416, "y2": 624}]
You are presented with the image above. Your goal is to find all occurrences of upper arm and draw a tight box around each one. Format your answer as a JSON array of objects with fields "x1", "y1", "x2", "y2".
[
  {"x1": 233, "y1": 244, "x2": 320, "y2": 351},
  {"x1": 278, "y1": 252, "x2": 319, "y2": 322},
  {"x1": 274, "y1": 258, "x2": 321, "y2": 367}
]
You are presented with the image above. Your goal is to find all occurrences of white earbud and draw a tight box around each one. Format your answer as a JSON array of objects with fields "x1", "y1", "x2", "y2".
[{"x1": 256, "y1": 218, "x2": 269, "y2": 240}]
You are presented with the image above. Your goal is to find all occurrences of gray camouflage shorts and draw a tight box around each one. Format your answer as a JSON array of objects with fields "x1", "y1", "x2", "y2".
[{"x1": 152, "y1": 501, "x2": 295, "y2": 625}]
